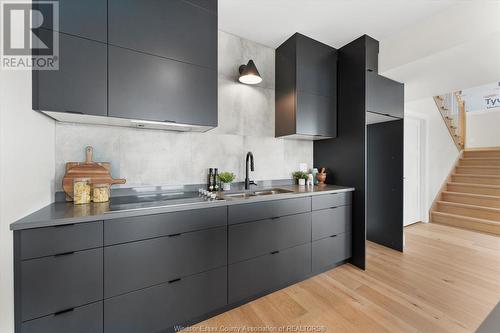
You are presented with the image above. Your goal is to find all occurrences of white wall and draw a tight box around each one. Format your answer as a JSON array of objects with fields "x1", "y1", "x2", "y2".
[
  {"x1": 405, "y1": 98, "x2": 459, "y2": 222},
  {"x1": 380, "y1": 1, "x2": 500, "y2": 101},
  {"x1": 54, "y1": 31, "x2": 313, "y2": 190},
  {"x1": 466, "y1": 109, "x2": 500, "y2": 148},
  {"x1": 0, "y1": 70, "x2": 55, "y2": 332}
]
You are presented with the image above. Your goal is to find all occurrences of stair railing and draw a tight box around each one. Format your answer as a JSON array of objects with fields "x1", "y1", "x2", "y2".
[{"x1": 433, "y1": 91, "x2": 466, "y2": 150}]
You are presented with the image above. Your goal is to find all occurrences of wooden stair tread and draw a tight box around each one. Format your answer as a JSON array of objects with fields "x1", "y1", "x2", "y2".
[
  {"x1": 456, "y1": 166, "x2": 500, "y2": 169},
  {"x1": 431, "y1": 211, "x2": 500, "y2": 236},
  {"x1": 432, "y1": 211, "x2": 500, "y2": 226},
  {"x1": 442, "y1": 191, "x2": 500, "y2": 200},
  {"x1": 436, "y1": 200, "x2": 500, "y2": 213},
  {"x1": 453, "y1": 173, "x2": 500, "y2": 178},
  {"x1": 460, "y1": 157, "x2": 500, "y2": 161},
  {"x1": 447, "y1": 182, "x2": 500, "y2": 189}
]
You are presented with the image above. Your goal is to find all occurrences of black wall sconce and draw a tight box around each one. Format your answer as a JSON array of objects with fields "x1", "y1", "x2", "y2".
[{"x1": 238, "y1": 60, "x2": 262, "y2": 85}]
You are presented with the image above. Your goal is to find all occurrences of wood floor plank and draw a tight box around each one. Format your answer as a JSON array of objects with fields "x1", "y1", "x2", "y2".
[{"x1": 189, "y1": 223, "x2": 500, "y2": 333}]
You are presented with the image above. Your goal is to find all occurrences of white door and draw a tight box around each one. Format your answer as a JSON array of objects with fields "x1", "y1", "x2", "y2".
[{"x1": 404, "y1": 117, "x2": 422, "y2": 226}]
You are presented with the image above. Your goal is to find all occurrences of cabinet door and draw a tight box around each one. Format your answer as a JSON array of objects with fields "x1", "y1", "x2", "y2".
[
  {"x1": 312, "y1": 232, "x2": 351, "y2": 273},
  {"x1": 21, "y1": 248, "x2": 103, "y2": 321},
  {"x1": 296, "y1": 34, "x2": 337, "y2": 97},
  {"x1": 104, "y1": 267, "x2": 227, "y2": 333},
  {"x1": 104, "y1": 227, "x2": 227, "y2": 298},
  {"x1": 34, "y1": 0, "x2": 107, "y2": 42},
  {"x1": 365, "y1": 36, "x2": 379, "y2": 72},
  {"x1": 228, "y1": 243, "x2": 311, "y2": 304},
  {"x1": 32, "y1": 31, "x2": 107, "y2": 116},
  {"x1": 296, "y1": 92, "x2": 337, "y2": 138},
  {"x1": 229, "y1": 212, "x2": 311, "y2": 264},
  {"x1": 104, "y1": 207, "x2": 226, "y2": 245},
  {"x1": 108, "y1": 0, "x2": 217, "y2": 69},
  {"x1": 108, "y1": 46, "x2": 217, "y2": 126},
  {"x1": 312, "y1": 206, "x2": 352, "y2": 241},
  {"x1": 20, "y1": 221, "x2": 103, "y2": 260},
  {"x1": 20, "y1": 302, "x2": 102, "y2": 333},
  {"x1": 228, "y1": 197, "x2": 311, "y2": 225},
  {"x1": 366, "y1": 72, "x2": 404, "y2": 118}
]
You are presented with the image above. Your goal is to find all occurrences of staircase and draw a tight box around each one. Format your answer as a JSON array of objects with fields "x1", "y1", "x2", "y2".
[{"x1": 431, "y1": 149, "x2": 500, "y2": 235}]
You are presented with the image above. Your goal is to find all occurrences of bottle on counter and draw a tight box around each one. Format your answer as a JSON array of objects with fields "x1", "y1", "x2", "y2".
[
  {"x1": 307, "y1": 173, "x2": 314, "y2": 186},
  {"x1": 312, "y1": 168, "x2": 319, "y2": 185},
  {"x1": 213, "y1": 168, "x2": 220, "y2": 192},
  {"x1": 207, "y1": 168, "x2": 214, "y2": 192}
]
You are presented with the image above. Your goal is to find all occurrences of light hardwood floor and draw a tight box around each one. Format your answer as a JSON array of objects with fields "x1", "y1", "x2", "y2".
[{"x1": 192, "y1": 223, "x2": 500, "y2": 333}]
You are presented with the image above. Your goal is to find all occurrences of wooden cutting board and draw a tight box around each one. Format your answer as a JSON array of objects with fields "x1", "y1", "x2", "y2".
[{"x1": 62, "y1": 146, "x2": 126, "y2": 201}]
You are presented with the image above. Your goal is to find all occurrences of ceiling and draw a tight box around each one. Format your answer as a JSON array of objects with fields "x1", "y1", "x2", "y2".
[{"x1": 218, "y1": 0, "x2": 460, "y2": 49}]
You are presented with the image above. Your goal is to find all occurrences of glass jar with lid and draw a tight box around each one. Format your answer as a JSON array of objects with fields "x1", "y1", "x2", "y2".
[
  {"x1": 93, "y1": 183, "x2": 110, "y2": 203},
  {"x1": 73, "y1": 178, "x2": 91, "y2": 204}
]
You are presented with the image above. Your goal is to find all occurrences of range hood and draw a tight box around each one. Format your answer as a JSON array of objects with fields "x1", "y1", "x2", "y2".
[{"x1": 41, "y1": 111, "x2": 214, "y2": 132}]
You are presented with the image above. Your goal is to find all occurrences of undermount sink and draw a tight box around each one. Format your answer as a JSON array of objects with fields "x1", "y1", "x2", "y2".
[
  {"x1": 253, "y1": 188, "x2": 294, "y2": 196},
  {"x1": 223, "y1": 188, "x2": 293, "y2": 199},
  {"x1": 223, "y1": 192, "x2": 256, "y2": 199}
]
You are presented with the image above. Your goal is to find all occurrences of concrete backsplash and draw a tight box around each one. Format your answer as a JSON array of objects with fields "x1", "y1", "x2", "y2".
[{"x1": 54, "y1": 31, "x2": 313, "y2": 189}]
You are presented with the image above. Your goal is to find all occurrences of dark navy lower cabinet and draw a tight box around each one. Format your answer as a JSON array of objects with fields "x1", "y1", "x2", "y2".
[
  {"x1": 104, "y1": 226, "x2": 227, "y2": 298},
  {"x1": 20, "y1": 302, "x2": 103, "y2": 333},
  {"x1": 20, "y1": 248, "x2": 103, "y2": 321},
  {"x1": 14, "y1": 191, "x2": 354, "y2": 332},
  {"x1": 104, "y1": 267, "x2": 227, "y2": 333},
  {"x1": 228, "y1": 243, "x2": 311, "y2": 304},
  {"x1": 312, "y1": 233, "x2": 352, "y2": 273}
]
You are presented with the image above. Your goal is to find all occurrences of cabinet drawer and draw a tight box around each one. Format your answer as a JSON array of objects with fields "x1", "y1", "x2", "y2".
[
  {"x1": 228, "y1": 243, "x2": 311, "y2": 304},
  {"x1": 21, "y1": 248, "x2": 103, "y2": 321},
  {"x1": 104, "y1": 267, "x2": 227, "y2": 333},
  {"x1": 312, "y1": 205, "x2": 351, "y2": 241},
  {"x1": 228, "y1": 197, "x2": 310, "y2": 225},
  {"x1": 20, "y1": 302, "x2": 102, "y2": 333},
  {"x1": 20, "y1": 221, "x2": 102, "y2": 260},
  {"x1": 104, "y1": 206, "x2": 226, "y2": 245},
  {"x1": 311, "y1": 192, "x2": 352, "y2": 211},
  {"x1": 312, "y1": 232, "x2": 351, "y2": 272},
  {"x1": 229, "y1": 212, "x2": 311, "y2": 264},
  {"x1": 105, "y1": 226, "x2": 226, "y2": 297}
]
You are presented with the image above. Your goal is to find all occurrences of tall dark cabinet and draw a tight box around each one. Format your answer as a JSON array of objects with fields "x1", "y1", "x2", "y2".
[
  {"x1": 314, "y1": 35, "x2": 404, "y2": 266},
  {"x1": 276, "y1": 33, "x2": 338, "y2": 139},
  {"x1": 367, "y1": 120, "x2": 404, "y2": 251},
  {"x1": 32, "y1": 0, "x2": 218, "y2": 130}
]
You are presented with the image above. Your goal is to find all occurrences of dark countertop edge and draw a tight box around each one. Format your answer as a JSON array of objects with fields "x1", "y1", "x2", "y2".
[{"x1": 10, "y1": 186, "x2": 355, "y2": 231}]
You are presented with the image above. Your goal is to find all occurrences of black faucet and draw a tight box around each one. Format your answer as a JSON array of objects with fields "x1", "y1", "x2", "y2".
[{"x1": 245, "y1": 152, "x2": 256, "y2": 190}]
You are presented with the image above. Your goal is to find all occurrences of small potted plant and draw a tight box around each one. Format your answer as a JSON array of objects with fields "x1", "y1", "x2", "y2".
[
  {"x1": 292, "y1": 171, "x2": 308, "y2": 186},
  {"x1": 218, "y1": 171, "x2": 236, "y2": 191}
]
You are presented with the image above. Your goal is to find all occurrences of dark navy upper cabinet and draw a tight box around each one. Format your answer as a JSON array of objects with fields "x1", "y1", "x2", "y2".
[
  {"x1": 32, "y1": 0, "x2": 218, "y2": 129},
  {"x1": 108, "y1": 46, "x2": 217, "y2": 126},
  {"x1": 33, "y1": 0, "x2": 107, "y2": 42},
  {"x1": 366, "y1": 71, "x2": 404, "y2": 119},
  {"x1": 108, "y1": 0, "x2": 217, "y2": 69},
  {"x1": 184, "y1": 0, "x2": 218, "y2": 12},
  {"x1": 276, "y1": 33, "x2": 337, "y2": 140},
  {"x1": 32, "y1": 31, "x2": 107, "y2": 117},
  {"x1": 365, "y1": 35, "x2": 379, "y2": 73}
]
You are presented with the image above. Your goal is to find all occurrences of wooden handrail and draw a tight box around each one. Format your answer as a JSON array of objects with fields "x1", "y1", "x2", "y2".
[
  {"x1": 433, "y1": 94, "x2": 464, "y2": 151},
  {"x1": 455, "y1": 92, "x2": 466, "y2": 148}
]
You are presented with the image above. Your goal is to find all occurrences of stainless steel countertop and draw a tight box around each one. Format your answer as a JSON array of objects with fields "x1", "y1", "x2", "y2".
[{"x1": 10, "y1": 184, "x2": 354, "y2": 230}]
